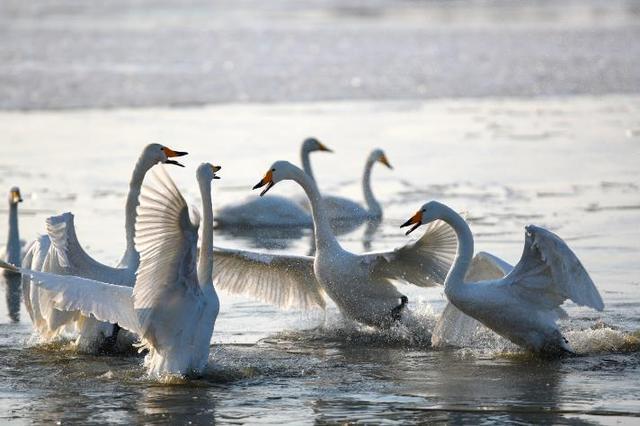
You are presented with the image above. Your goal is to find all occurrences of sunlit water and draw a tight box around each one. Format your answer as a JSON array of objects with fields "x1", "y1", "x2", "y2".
[{"x1": 1, "y1": 95, "x2": 640, "y2": 423}]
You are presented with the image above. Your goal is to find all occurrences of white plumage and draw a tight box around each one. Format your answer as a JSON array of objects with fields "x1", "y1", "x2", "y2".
[
  {"x1": 21, "y1": 143, "x2": 188, "y2": 349},
  {"x1": 304, "y1": 148, "x2": 392, "y2": 222},
  {"x1": 215, "y1": 137, "x2": 331, "y2": 228},
  {"x1": 3, "y1": 163, "x2": 220, "y2": 377},
  {"x1": 214, "y1": 160, "x2": 457, "y2": 327},
  {"x1": 403, "y1": 201, "x2": 604, "y2": 354}
]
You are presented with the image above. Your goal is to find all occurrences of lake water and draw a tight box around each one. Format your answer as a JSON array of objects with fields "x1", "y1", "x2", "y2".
[{"x1": 1, "y1": 95, "x2": 639, "y2": 423}]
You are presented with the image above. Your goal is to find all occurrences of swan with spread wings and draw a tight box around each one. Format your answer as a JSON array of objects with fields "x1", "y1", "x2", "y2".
[
  {"x1": 21, "y1": 144, "x2": 187, "y2": 350},
  {"x1": 213, "y1": 161, "x2": 457, "y2": 327},
  {"x1": 401, "y1": 201, "x2": 604, "y2": 353},
  {"x1": 3, "y1": 163, "x2": 220, "y2": 377}
]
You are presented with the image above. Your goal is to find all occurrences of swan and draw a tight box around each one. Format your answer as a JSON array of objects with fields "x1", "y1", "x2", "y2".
[
  {"x1": 2, "y1": 163, "x2": 221, "y2": 377},
  {"x1": 21, "y1": 143, "x2": 187, "y2": 349},
  {"x1": 212, "y1": 161, "x2": 456, "y2": 327},
  {"x1": 301, "y1": 148, "x2": 392, "y2": 222},
  {"x1": 401, "y1": 201, "x2": 605, "y2": 354},
  {"x1": 215, "y1": 137, "x2": 331, "y2": 227},
  {"x1": 1, "y1": 187, "x2": 26, "y2": 271}
]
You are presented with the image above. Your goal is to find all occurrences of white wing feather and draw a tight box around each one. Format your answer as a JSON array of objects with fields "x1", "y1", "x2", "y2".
[
  {"x1": 505, "y1": 225, "x2": 604, "y2": 311},
  {"x1": 366, "y1": 219, "x2": 457, "y2": 287},
  {"x1": 1, "y1": 259, "x2": 139, "y2": 334},
  {"x1": 46, "y1": 212, "x2": 134, "y2": 285},
  {"x1": 133, "y1": 165, "x2": 201, "y2": 349},
  {"x1": 212, "y1": 247, "x2": 324, "y2": 310}
]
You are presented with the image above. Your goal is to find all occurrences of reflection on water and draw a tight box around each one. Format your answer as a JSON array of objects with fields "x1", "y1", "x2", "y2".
[{"x1": 2, "y1": 272, "x2": 21, "y2": 323}]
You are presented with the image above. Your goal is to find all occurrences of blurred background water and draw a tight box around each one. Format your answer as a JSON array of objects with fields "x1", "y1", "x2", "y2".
[{"x1": 1, "y1": 0, "x2": 640, "y2": 424}]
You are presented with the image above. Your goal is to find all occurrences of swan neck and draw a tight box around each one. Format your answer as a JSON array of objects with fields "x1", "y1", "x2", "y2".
[
  {"x1": 295, "y1": 169, "x2": 340, "y2": 253},
  {"x1": 6, "y1": 203, "x2": 20, "y2": 265},
  {"x1": 362, "y1": 158, "x2": 381, "y2": 216},
  {"x1": 198, "y1": 177, "x2": 214, "y2": 288},
  {"x1": 440, "y1": 207, "x2": 474, "y2": 294},
  {"x1": 119, "y1": 154, "x2": 150, "y2": 269},
  {"x1": 300, "y1": 146, "x2": 315, "y2": 182}
]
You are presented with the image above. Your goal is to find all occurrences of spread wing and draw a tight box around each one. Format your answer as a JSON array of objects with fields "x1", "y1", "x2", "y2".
[
  {"x1": 212, "y1": 247, "x2": 324, "y2": 310},
  {"x1": 45, "y1": 212, "x2": 134, "y2": 285},
  {"x1": 364, "y1": 219, "x2": 457, "y2": 287},
  {"x1": 0, "y1": 260, "x2": 139, "y2": 334},
  {"x1": 133, "y1": 165, "x2": 201, "y2": 349},
  {"x1": 504, "y1": 225, "x2": 604, "y2": 311}
]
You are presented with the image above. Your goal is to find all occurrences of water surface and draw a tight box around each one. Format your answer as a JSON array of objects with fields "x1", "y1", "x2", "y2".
[{"x1": 1, "y1": 95, "x2": 640, "y2": 423}]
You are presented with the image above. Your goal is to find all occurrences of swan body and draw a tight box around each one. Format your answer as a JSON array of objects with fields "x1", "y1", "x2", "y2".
[
  {"x1": 213, "y1": 161, "x2": 456, "y2": 328},
  {"x1": 22, "y1": 144, "x2": 187, "y2": 348},
  {"x1": 303, "y1": 149, "x2": 392, "y2": 221},
  {"x1": 1, "y1": 187, "x2": 25, "y2": 270},
  {"x1": 215, "y1": 137, "x2": 331, "y2": 228},
  {"x1": 402, "y1": 201, "x2": 605, "y2": 354},
  {"x1": 4, "y1": 164, "x2": 220, "y2": 377}
]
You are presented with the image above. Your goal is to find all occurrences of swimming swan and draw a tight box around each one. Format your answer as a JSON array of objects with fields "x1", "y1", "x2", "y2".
[
  {"x1": 212, "y1": 161, "x2": 456, "y2": 327},
  {"x1": 215, "y1": 137, "x2": 331, "y2": 228},
  {"x1": 401, "y1": 200, "x2": 604, "y2": 354},
  {"x1": 3, "y1": 163, "x2": 221, "y2": 377},
  {"x1": 305, "y1": 148, "x2": 392, "y2": 222},
  {"x1": 1, "y1": 187, "x2": 25, "y2": 270}
]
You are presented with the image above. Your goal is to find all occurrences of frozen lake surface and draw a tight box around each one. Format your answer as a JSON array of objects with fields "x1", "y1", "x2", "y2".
[{"x1": 0, "y1": 95, "x2": 639, "y2": 423}]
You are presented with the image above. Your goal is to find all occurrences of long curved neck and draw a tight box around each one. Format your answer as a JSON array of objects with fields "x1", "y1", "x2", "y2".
[
  {"x1": 6, "y1": 203, "x2": 20, "y2": 265},
  {"x1": 362, "y1": 159, "x2": 381, "y2": 216},
  {"x1": 119, "y1": 154, "x2": 152, "y2": 269},
  {"x1": 438, "y1": 205, "x2": 474, "y2": 295},
  {"x1": 300, "y1": 147, "x2": 315, "y2": 183},
  {"x1": 197, "y1": 177, "x2": 214, "y2": 288},
  {"x1": 292, "y1": 169, "x2": 341, "y2": 253}
]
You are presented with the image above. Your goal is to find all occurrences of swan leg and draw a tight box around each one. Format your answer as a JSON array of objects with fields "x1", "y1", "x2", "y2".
[
  {"x1": 97, "y1": 323, "x2": 121, "y2": 355},
  {"x1": 390, "y1": 295, "x2": 408, "y2": 322}
]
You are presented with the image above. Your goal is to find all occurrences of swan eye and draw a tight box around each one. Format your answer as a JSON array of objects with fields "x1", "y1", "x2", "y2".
[
  {"x1": 421, "y1": 209, "x2": 426, "y2": 212},
  {"x1": 271, "y1": 168, "x2": 276, "y2": 172}
]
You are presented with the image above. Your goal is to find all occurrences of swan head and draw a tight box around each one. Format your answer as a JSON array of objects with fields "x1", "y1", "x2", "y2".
[
  {"x1": 144, "y1": 143, "x2": 189, "y2": 168},
  {"x1": 252, "y1": 160, "x2": 298, "y2": 196},
  {"x1": 8, "y1": 187, "x2": 22, "y2": 205},
  {"x1": 302, "y1": 137, "x2": 332, "y2": 153},
  {"x1": 400, "y1": 201, "x2": 445, "y2": 235},
  {"x1": 369, "y1": 149, "x2": 393, "y2": 169},
  {"x1": 196, "y1": 163, "x2": 222, "y2": 182}
]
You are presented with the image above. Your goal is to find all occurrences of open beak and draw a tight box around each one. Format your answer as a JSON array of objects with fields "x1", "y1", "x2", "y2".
[
  {"x1": 212, "y1": 165, "x2": 222, "y2": 179},
  {"x1": 162, "y1": 146, "x2": 189, "y2": 167},
  {"x1": 379, "y1": 154, "x2": 393, "y2": 169},
  {"x1": 318, "y1": 142, "x2": 333, "y2": 153},
  {"x1": 400, "y1": 210, "x2": 423, "y2": 235},
  {"x1": 252, "y1": 170, "x2": 275, "y2": 196}
]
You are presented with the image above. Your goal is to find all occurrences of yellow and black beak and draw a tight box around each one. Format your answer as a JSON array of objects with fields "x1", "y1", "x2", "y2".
[
  {"x1": 11, "y1": 190, "x2": 22, "y2": 204},
  {"x1": 212, "y1": 165, "x2": 222, "y2": 179},
  {"x1": 162, "y1": 146, "x2": 189, "y2": 167},
  {"x1": 252, "y1": 170, "x2": 275, "y2": 196},
  {"x1": 379, "y1": 154, "x2": 393, "y2": 169},
  {"x1": 400, "y1": 210, "x2": 423, "y2": 235},
  {"x1": 317, "y1": 142, "x2": 333, "y2": 153}
]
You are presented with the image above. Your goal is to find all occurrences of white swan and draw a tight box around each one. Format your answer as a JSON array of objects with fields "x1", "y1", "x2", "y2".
[
  {"x1": 215, "y1": 137, "x2": 331, "y2": 227},
  {"x1": 1, "y1": 187, "x2": 25, "y2": 270},
  {"x1": 401, "y1": 201, "x2": 605, "y2": 354},
  {"x1": 306, "y1": 149, "x2": 392, "y2": 221},
  {"x1": 2, "y1": 163, "x2": 221, "y2": 377},
  {"x1": 212, "y1": 161, "x2": 456, "y2": 327},
  {"x1": 22, "y1": 143, "x2": 187, "y2": 348}
]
